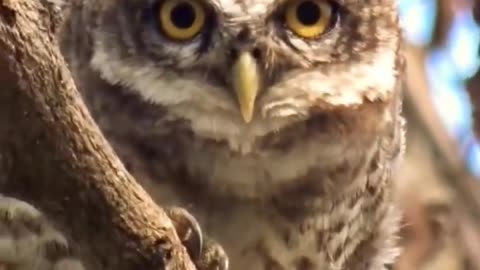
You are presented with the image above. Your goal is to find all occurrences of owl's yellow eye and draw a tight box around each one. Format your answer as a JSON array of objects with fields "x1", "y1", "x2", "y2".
[
  {"x1": 285, "y1": 0, "x2": 334, "y2": 38},
  {"x1": 158, "y1": 0, "x2": 206, "y2": 41}
]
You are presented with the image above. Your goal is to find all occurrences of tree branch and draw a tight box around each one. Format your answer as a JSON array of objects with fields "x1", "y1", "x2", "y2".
[
  {"x1": 467, "y1": 1, "x2": 480, "y2": 139},
  {"x1": 0, "y1": 0, "x2": 195, "y2": 269}
]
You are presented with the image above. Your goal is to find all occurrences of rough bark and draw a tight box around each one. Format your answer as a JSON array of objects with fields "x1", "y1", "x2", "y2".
[{"x1": 0, "y1": 0, "x2": 196, "y2": 269}]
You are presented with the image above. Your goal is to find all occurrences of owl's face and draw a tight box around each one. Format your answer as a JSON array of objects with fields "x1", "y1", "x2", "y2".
[{"x1": 90, "y1": 0, "x2": 401, "y2": 151}]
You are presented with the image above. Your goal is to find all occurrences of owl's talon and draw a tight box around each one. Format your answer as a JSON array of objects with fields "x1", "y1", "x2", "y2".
[
  {"x1": 41, "y1": 229, "x2": 71, "y2": 261},
  {"x1": 165, "y1": 207, "x2": 229, "y2": 270},
  {"x1": 0, "y1": 195, "x2": 84, "y2": 269},
  {"x1": 194, "y1": 238, "x2": 229, "y2": 270},
  {"x1": 165, "y1": 206, "x2": 203, "y2": 260},
  {"x1": 0, "y1": 195, "x2": 44, "y2": 232}
]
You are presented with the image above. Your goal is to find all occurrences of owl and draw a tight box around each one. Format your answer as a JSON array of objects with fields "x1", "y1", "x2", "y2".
[{"x1": 0, "y1": 0, "x2": 405, "y2": 269}]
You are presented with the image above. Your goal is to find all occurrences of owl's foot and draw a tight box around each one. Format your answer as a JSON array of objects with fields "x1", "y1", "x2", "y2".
[
  {"x1": 165, "y1": 207, "x2": 203, "y2": 260},
  {"x1": 0, "y1": 195, "x2": 84, "y2": 270},
  {"x1": 194, "y1": 237, "x2": 229, "y2": 270},
  {"x1": 165, "y1": 207, "x2": 229, "y2": 270}
]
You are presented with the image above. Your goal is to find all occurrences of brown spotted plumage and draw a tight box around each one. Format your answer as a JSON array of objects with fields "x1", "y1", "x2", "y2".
[{"x1": 0, "y1": 0, "x2": 406, "y2": 269}]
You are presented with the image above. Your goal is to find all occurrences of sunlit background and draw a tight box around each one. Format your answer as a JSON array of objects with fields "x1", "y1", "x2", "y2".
[
  {"x1": 397, "y1": 0, "x2": 480, "y2": 177},
  {"x1": 391, "y1": 2, "x2": 480, "y2": 269}
]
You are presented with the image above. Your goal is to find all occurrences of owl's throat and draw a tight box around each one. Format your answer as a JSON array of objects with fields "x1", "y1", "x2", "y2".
[{"x1": 159, "y1": 114, "x2": 384, "y2": 203}]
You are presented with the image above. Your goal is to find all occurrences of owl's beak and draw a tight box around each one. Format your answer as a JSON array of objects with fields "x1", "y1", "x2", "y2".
[{"x1": 232, "y1": 52, "x2": 260, "y2": 123}]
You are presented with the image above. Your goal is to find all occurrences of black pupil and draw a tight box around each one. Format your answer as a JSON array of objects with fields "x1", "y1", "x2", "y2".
[
  {"x1": 296, "y1": 1, "x2": 321, "y2": 25},
  {"x1": 170, "y1": 2, "x2": 196, "y2": 28}
]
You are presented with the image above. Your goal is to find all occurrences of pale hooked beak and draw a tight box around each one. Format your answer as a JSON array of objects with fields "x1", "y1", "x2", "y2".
[{"x1": 231, "y1": 52, "x2": 260, "y2": 123}]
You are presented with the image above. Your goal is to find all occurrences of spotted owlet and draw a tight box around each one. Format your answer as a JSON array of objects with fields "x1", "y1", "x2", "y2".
[{"x1": 0, "y1": 0, "x2": 405, "y2": 269}]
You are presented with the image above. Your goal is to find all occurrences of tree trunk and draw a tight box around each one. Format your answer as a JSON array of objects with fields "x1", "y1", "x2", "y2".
[
  {"x1": 0, "y1": 0, "x2": 195, "y2": 269},
  {"x1": 467, "y1": 1, "x2": 480, "y2": 138},
  {"x1": 467, "y1": 71, "x2": 480, "y2": 139}
]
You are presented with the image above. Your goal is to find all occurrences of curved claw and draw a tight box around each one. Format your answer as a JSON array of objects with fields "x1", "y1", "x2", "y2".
[
  {"x1": 195, "y1": 238, "x2": 229, "y2": 270},
  {"x1": 165, "y1": 207, "x2": 203, "y2": 261}
]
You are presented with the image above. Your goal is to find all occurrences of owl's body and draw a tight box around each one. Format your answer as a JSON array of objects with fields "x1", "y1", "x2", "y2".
[
  {"x1": 67, "y1": 60, "x2": 404, "y2": 270},
  {"x1": 0, "y1": 0, "x2": 405, "y2": 269}
]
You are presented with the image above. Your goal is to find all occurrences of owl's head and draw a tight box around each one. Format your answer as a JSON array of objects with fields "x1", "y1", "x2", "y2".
[{"x1": 88, "y1": 0, "x2": 401, "y2": 150}]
